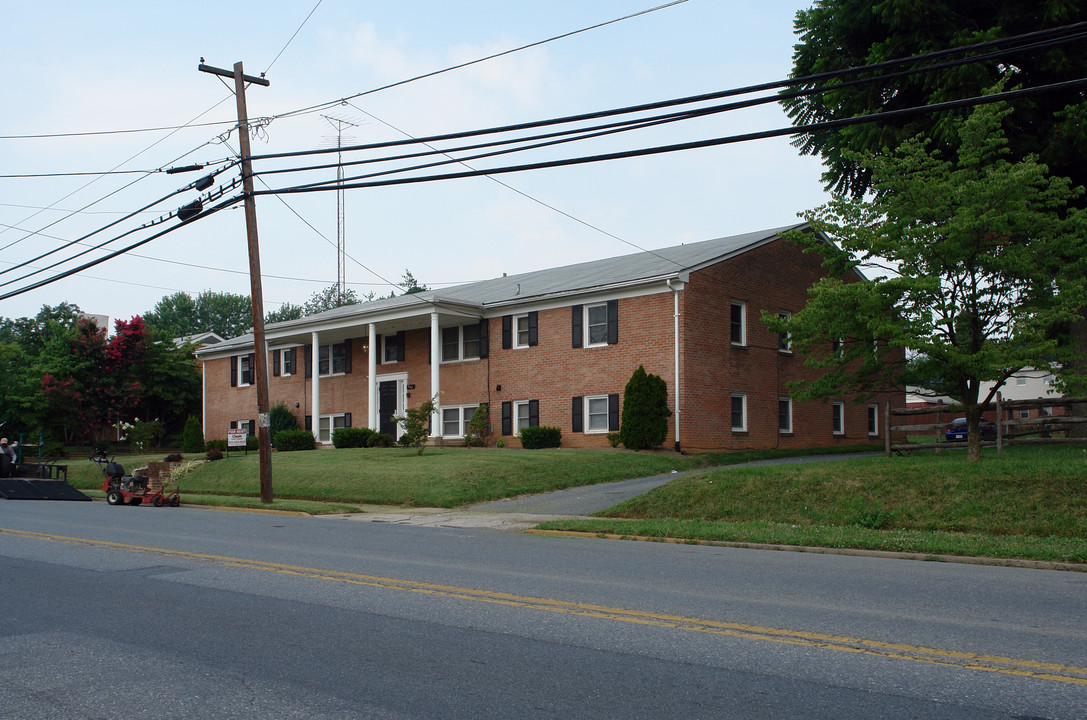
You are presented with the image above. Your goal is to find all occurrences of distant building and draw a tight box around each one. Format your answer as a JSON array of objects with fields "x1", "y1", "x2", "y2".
[{"x1": 174, "y1": 332, "x2": 225, "y2": 349}]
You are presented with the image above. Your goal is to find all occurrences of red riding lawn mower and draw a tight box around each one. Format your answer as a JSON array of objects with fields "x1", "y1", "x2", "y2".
[{"x1": 91, "y1": 448, "x2": 180, "y2": 507}]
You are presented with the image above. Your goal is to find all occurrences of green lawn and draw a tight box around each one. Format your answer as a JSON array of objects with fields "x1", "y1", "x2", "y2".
[
  {"x1": 62, "y1": 443, "x2": 1087, "y2": 564},
  {"x1": 538, "y1": 444, "x2": 1087, "y2": 564}
]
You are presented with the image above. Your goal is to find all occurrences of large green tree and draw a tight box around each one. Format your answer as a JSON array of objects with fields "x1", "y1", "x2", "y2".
[
  {"x1": 783, "y1": 0, "x2": 1087, "y2": 198},
  {"x1": 769, "y1": 104, "x2": 1087, "y2": 461},
  {"x1": 143, "y1": 290, "x2": 253, "y2": 340}
]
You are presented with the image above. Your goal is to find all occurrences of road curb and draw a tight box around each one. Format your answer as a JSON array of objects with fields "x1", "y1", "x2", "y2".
[{"x1": 526, "y1": 529, "x2": 1087, "y2": 572}]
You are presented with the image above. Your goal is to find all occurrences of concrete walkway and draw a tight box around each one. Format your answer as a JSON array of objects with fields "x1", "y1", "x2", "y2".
[{"x1": 324, "y1": 452, "x2": 881, "y2": 532}]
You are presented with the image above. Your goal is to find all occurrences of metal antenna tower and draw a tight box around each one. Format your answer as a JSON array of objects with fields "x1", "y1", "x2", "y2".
[{"x1": 321, "y1": 115, "x2": 359, "y2": 305}]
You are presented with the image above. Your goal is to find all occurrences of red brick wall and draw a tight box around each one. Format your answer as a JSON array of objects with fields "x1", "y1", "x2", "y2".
[
  {"x1": 680, "y1": 238, "x2": 905, "y2": 450},
  {"x1": 202, "y1": 238, "x2": 905, "y2": 450}
]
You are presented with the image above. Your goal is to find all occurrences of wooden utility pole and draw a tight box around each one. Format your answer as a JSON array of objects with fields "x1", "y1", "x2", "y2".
[{"x1": 199, "y1": 61, "x2": 274, "y2": 503}]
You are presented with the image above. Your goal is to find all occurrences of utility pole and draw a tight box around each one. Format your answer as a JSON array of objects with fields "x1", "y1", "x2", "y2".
[{"x1": 199, "y1": 60, "x2": 274, "y2": 504}]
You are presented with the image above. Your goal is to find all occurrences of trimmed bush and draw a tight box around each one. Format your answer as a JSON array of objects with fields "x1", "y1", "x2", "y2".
[
  {"x1": 182, "y1": 415, "x2": 204, "y2": 453},
  {"x1": 332, "y1": 426, "x2": 375, "y2": 448},
  {"x1": 205, "y1": 439, "x2": 228, "y2": 452},
  {"x1": 205, "y1": 449, "x2": 224, "y2": 462},
  {"x1": 520, "y1": 425, "x2": 561, "y2": 449},
  {"x1": 245, "y1": 433, "x2": 258, "y2": 450},
  {"x1": 369, "y1": 433, "x2": 395, "y2": 448},
  {"x1": 619, "y1": 365, "x2": 671, "y2": 450},
  {"x1": 465, "y1": 405, "x2": 491, "y2": 447},
  {"x1": 269, "y1": 402, "x2": 299, "y2": 438},
  {"x1": 164, "y1": 453, "x2": 183, "y2": 462},
  {"x1": 274, "y1": 429, "x2": 316, "y2": 452}
]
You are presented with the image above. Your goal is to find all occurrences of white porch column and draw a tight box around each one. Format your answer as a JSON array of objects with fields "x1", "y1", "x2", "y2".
[
  {"x1": 430, "y1": 312, "x2": 441, "y2": 437},
  {"x1": 311, "y1": 331, "x2": 320, "y2": 443},
  {"x1": 368, "y1": 323, "x2": 378, "y2": 430}
]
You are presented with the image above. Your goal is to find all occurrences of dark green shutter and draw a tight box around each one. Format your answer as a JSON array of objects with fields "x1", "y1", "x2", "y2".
[
  {"x1": 571, "y1": 306, "x2": 583, "y2": 348},
  {"x1": 608, "y1": 393, "x2": 620, "y2": 431},
  {"x1": 528, "y1": 311, "x2": 538, "y2": 346},
  {"x1": 502, "y1": 315, "x2": 512, "y2": 349},
  {"x1": 501, "y1": 402, "x2": 512, "y2": 436},
  {"x1": 572, "y1": 396, "x2": 583, "y2": 432},
  {"x1": 230, "y1": 356, "x2": 238, "y2": 387}
]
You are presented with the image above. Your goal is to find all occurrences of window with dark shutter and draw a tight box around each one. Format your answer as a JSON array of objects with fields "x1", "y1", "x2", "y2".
[
  {"x1": 285, "y1": 347, "x2": 297, "y2": 375},
  {"x1": 572, "y1": 396, "x2": 583, "y2": 432},
  {"x1": 478, "y1": 319, "x2": 489, "y2": 358},
  {"x1": 501, "y1": 402, "x2": 512, "y2": 436},
  {"x1": 606, "y1": 300, "x2": 618, "y2": 345}
]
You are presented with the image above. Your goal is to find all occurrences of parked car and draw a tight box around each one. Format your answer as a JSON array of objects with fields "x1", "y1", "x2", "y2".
[{"x1": 944, "y1": 417, "x2": 997, "y2": 442}]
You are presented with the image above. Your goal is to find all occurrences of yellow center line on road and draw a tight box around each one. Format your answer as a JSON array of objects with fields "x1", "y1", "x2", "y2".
[{"x1": 6, "y1": 526, "x2": 1086, "y2": 685}]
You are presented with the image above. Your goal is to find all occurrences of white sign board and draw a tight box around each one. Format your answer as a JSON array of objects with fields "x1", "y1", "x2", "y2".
[{"x1": 227, "y1": 429, "x2": 248, "y2": 448}]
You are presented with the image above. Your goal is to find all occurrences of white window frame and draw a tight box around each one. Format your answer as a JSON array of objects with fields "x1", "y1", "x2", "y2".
[
  {"x1": 317, "y1": 413, "x2": 349, "y2": 444},
  {"x1": 441, "y1": 324, "x2": 481, "y2": 363},
  {"x1": 730, "y1": 300, "x2": 746, "y2": 346},
  {"x1": 441, "y1": 404, "x2": 479, "y2": 438},
  {"x1": 237, "y1": 354, "x2": 254, "y2": 386},
  {"x1": 514, "y1": 314, "x2": 532, "y2": 349},
  {"x1": 867, "y1": 404, "x2": 879, "y2": 436},
  {"x1": 317, "y1": 342, "x2": 348, "y2": 377},
  {"x1": 272, "y1": 347, "x2": 297, "y2": 377},
  {"x1": 584, "y1": 394, "x2": 611, "y2": 433},
  {"x1": 382, "y1": 335, "x2": 401, "y2": 364},
  {"x1": 731, "y1": 393, "x2": 747, "y2": 432},
  {"x1": 1016, "y1": 376, "x2": 1028, "y2": 387},
  {"x1": 832, "y1": 401, "x2": 845, "y2": 435},
  {"x1": 778, "y1": 397, "x2": 792, "y2": 434},
  {"x1": 513, "y1": 399, "x2": 533, "y2": 432},
  {"x1": 233, "y1": 419, "x2": 253, "y2": 436},
  {"x1": 778, "y1": 311, "x2": 792, "y2": 353},
  {"x1": 584, "y1": 303, "x2": 609, "y2": 348},
  {"x1": 1018, "y1": 408, "x2": 1030, "y2": 420}
]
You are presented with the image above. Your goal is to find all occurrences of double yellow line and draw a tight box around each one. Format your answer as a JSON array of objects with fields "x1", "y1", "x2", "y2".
[{"x1": 5, "y1": 527, "x2": 1086, "y2": 685}]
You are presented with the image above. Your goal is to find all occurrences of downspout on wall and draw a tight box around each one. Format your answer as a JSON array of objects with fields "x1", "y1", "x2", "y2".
[{"x1": 667, "y1": 279, "x2": 681, "y2": 453}]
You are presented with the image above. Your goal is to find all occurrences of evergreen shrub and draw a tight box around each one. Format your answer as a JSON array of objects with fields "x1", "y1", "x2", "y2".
[
  {"x1": 369, "y1": 433, "x2": 394, "y2": 447},
  {"x1": 274, "y1": 429, "x2": 316, "y2": 452},
  {"x1": 520, "y1": 426, "x2": 561, "y2": 449},
  {"x1": 619, "y1": 365, "x2": 671, "y2": 450},
  {"x1": 332, "y1": 427, "x2": 375, "y2": 448}
]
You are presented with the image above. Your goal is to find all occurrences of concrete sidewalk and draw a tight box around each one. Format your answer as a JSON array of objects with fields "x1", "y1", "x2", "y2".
[{"x1": 322, "y1": 452, "x2": 880, "y2": 532}]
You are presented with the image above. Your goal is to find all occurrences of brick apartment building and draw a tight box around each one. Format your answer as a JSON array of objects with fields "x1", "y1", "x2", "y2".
[{"x1": 195, "y1": 224, "x2": 904, "y2": 450}]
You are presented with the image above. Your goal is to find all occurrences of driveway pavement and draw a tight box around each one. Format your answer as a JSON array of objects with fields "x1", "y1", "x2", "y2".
[{"x1": 328, "y1": 452, "x2": 881, "y2": 532}]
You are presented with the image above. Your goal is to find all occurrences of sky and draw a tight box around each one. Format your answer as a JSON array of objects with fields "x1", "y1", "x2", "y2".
[{"x1": 1, "y1": 0, "x2": 833, "y2": 329}]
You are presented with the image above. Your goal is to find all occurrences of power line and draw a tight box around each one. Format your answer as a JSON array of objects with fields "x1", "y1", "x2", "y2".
[
  {"x1": 253, "y1": 21, "x2": 1087, "y2": 166},
  {"x1": 271, "y1": 1, "x2": 693, "y2": 122},
  {"x1": 263, "y1": 0, "x2": 324, "y2": 76},
  {"x1": 4, "y1": 25, "x2": 1084, "y2": 304},
  {"x1": 256, "y1": 80, "x2": 1087, "y2": 198}
]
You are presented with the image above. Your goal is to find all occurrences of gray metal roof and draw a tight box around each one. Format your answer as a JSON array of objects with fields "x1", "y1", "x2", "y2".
[{"x1": 202, "y1": 223, "x2": 806, "y2": 353}]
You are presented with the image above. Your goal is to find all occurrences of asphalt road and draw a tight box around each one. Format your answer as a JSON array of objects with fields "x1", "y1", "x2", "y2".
[{"x1": 1, "y1": 499, "x2": 1084, "y2": 719}]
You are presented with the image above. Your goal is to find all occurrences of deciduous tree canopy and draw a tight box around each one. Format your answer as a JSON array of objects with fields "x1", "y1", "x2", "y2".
[{"x1": 770, "y1": 104, "x2": 1087, "y2": 461}]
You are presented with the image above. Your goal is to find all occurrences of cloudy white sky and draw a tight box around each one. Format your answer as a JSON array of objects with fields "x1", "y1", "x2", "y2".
[{"x1": 1, "y1": 0, "x2": 832, "y2": 328}]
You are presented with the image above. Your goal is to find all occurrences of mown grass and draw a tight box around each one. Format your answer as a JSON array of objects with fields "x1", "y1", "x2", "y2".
[
  {"x1": 539, "y1": 444, "x2": 1087, "y2": 564},
  {"x1": 66, "y1": 447, "x2": 710, "y2": 509},
  {"x1": 64, "y1": 444, "x2": 880, "y2": 509},
  {"x1": 61, "y1": 443, "x2": 1087, "y2": 564}
]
